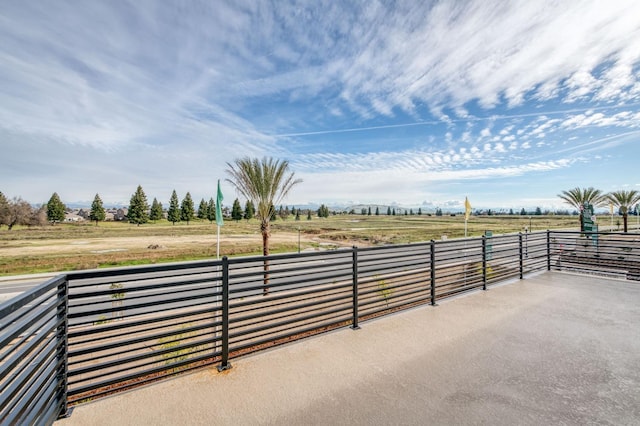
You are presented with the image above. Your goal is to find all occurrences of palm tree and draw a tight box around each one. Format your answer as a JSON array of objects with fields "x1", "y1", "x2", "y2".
[
  {"x1": 605, "y1": 190, "x2": 640, "y2": 233},
  {"x1": 226, "y1": 157, "x2": 302, "y2": 295},
  {"x1": 557, "y1": 187, "x2": 605, "y2": 231}
]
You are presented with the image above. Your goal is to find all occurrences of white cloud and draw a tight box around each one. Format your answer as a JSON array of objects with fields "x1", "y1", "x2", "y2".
[
  {"x1": 565, "y1": 70, "x2": 599, "y2": 102},
  {"x1": 329, "y1": 1, "x2": 640, "y2": 116},
  {"x1": 561, "y1": 111, "x2": 640, "y2": 129}
]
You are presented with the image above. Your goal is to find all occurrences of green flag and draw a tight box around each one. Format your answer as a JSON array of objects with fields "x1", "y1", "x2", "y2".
[{"x1": 216, "y1": 180, "x2": 224, "y2": 227}]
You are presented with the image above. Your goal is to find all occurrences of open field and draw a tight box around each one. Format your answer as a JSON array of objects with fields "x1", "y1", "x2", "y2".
[{"x1": 0, "y1": 214, "x2": 582, "y2": 275}]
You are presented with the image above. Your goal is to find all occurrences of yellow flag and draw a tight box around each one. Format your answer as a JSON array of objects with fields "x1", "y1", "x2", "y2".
[{"x1": 464, "y1": 197, "x2": 472, "y2": 221}]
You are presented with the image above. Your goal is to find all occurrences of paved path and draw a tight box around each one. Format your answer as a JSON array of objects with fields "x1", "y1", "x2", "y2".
[{"x1": 56, "y1": 272, "x2": 640, "y2": 425}]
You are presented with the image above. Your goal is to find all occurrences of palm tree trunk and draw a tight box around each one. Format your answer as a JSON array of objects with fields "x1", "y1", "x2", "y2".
[
  {"x1": 261, "y1": 221, "x2": 270, "y2": 296},
  {"x1": 623, "y1": 213, "x2": 628, "y2": 233}
]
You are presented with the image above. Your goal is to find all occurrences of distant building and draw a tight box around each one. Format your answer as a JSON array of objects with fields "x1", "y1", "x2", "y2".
[
  {"x1": 115, "y1": 208, "x2": 128, "y2": 221},
  {"x1": 64, "y1": 212, "x2": 84, "y2": 222},
  {"x1": 77, "y1": 209, "x2": 90, "y2": 219}
]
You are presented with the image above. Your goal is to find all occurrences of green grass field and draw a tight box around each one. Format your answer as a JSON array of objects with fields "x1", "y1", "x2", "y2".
[{"x1": 0, "y1": 214, "x2": 581, "y2": 275}]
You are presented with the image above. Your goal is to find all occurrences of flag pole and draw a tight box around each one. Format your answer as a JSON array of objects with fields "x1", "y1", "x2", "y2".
[
  {"x1": 214, "y1": 180, "x2": 224, "y2": 357},
  {"x1": 216, "y1": 179, "x2": 224, "y2": 259},
  {"x1": 610, "y1": 212, "x2": 613, "y2": 232},
  {"x1": 463, "y1": 196, "x2": 471, "y2": 285},
  {"x1": 610, "y1": 202, "x2": 614, "y2": 232},
  {"x1": 464, "y1": 196, "x2": 471, "y2": 238}
]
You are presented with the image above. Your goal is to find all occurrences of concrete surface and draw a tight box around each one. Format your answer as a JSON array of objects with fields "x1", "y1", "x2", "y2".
[{"x1": 56, "y1": 272, "x2": 640, "y2": 425}]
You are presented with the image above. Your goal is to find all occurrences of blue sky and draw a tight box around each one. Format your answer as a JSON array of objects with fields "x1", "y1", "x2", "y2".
[{"x1": 2, "y1": 1, "x2": 640, "y2": 211}]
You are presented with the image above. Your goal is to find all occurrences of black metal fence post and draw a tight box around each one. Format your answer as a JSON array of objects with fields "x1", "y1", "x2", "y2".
[
  {"x1": 56, "y1": 276, "x2": 69, "y2": 419},
  {"x1": 430, "y1": 240, "x2": 437, "y2": 305},
  {"x1": 217, "y1": 256, "x2": 232, "y2": 372},
  {"x1": 482, "y1": 235, "x2": 487, "y2": 290},
  {"x1": 351, "y1": 246, "x2": 360, "y2": 330},
  {"x1": 546, "y1": 230, "x2": 551, "y2": 271},
  {"x1": 519, "y1": 233, "x2": 524, "y2": 279}
]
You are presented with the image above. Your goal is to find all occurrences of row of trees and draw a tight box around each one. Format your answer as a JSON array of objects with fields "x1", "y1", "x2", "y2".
[
  {"x1": 3, "y1": 187, "x2": 316, "y2": 230},
  {"x1": 127, "y1": 186, "x2": 226, "y2": 226},
  {"x1": 230, "y1": 200, "x2": 319, "y2": 222},
  {"x1": 353, "y1": 206, "x2": 556, "y2": 217},
  {"x1": 558, "y1": 187, "x2": 640, "y2": 232}
]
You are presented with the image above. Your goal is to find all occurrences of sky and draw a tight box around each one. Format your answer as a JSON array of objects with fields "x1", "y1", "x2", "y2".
[{"x1": 2, "y1": 1, "x2": 640, "y2": 211}]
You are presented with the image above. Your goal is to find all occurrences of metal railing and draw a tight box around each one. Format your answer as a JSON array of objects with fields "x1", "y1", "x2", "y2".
[
  {"x1": 0, "y1": 275, "x2": 68, "y2": 425},
  {"x1": 549, "y1": 231, "x2": 640, "y2": 280},
  {"x1": 2, "y1": 230, "x2": 638, "y2": 423}
]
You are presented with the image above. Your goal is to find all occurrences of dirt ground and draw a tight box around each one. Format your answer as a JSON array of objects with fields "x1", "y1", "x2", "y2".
[{"x1": 0, "y1": 232, "x2": 345, "y2": 257}]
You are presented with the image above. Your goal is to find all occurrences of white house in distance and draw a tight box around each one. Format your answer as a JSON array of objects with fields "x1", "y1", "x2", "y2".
[{"x1": 64, "y1": 207, "x2": 129, "y2": 222}]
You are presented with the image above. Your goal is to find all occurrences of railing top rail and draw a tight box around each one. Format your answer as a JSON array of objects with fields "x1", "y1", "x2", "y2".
[
  {"x1": 67, "y1": 258, "x2": 222, "y2": 280},
  {"x1": 356, "y1": 241, "x2": 432, "y2": 252},
  {"x1": 226, "y1": 247, "x2": 352, "y2": 265},
  {"x1": 549, "y1": 230, "x2": 640, "y2": 235}
]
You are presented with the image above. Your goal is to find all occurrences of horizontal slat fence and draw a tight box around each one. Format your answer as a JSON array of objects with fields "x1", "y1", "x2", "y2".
[
  {"x1": 356, "y1": 243, "x2": 432, "y2": 318},
  {"x1": 65, "y1": 261, "x2": 223, "y2": 404},
  {"x1": 3, "y1": 230, "x2": 637, "y2": 424},
  {"x1": 549, "y1": 231, "x2": 640, "y2": 280},
  {"x1": 0, "y1": 275, "x2": 67, "y2": 425},
  {"x1": 226, "y1": 250, "x2": 354, "y2": 357}
]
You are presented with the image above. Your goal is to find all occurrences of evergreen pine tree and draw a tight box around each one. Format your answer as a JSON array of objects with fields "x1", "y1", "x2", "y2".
[
  {"x1": 387, "y1": 207, "x2": 391, "y2": 215},
  {"x1": 128, "y1": 185, "x2": 149, "y2": 226},
  {"x1": 167, "y1": 190, "x2": 180, "y2": 225},
  {"x1": 392, "y1": 208, "x2": 396, "y2": 216},
  {"x1": 231, "y1": 198, "x2": 243, "y2": 221},
  {"x1": 418, "y1": 208, "x2": 422, "y2": 215},
  {"x1": 150, "y1": 198, "x2": 163, "y2": 222},
  {"x1": 375, "y1": 207, "x2": 379, "y2": 216},
  {"x1": 307, "y1": 210, "x2": 312, "y2": 220},
  {"x1": 317, "y1": 204, "x2": 329, "y2": 218},
  {"x1": 207, "y1": 198, "x2": 216, "y2": 223},
  {"x1": 46, "y1": 192, "x2": 66, "y2": 224},
  {"x1": 520, "y1": 208, "x2": 527, "y2": 216},
  {"x1": 270, "y1": 203, "x2": 277, "y2": 221},
  {"x1": 244, "y1": 200, "x2": 255, "y2": 220},
  {"x1": 295, "y1": 209, "x2": 300, "y2": 220},
  {"x1": 367, "y1": 207, "x2": 371, "y2": 216},
  {"x1": 180, "y1": 192, "x2": 195, "y2": 225},
  {"x1": 197, "y1": 198, "x2": 208, "y2": 219},
  {"x1": 89, "y1": 193, "x2": 106, "y2": 226}
]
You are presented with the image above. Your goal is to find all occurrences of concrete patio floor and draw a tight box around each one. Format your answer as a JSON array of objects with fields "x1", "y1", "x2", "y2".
[{"x1": 56, "y1": 272, "x2": 640, "y2": 425}]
